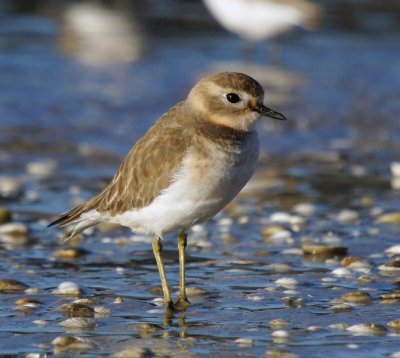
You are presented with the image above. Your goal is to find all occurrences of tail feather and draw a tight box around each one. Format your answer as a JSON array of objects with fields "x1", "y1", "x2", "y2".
[
  {"x1": 48, "y1": 203, "x2": 87, "y2": 228},
  {"x1": 48, "y1": 197, "x2": 102, "y2": 239}
]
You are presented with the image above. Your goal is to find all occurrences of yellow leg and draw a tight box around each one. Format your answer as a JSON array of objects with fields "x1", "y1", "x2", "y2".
[
  {"x1": 152, "y1": 236, "x2": 174, "y2": 310},
  {"x1": 175, "y1": 228, "x2": 190, "y2": 309}
]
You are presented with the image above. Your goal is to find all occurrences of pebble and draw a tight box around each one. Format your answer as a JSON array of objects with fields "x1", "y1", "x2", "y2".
[
  {"x1": 59, "y1": 317, "x2": 96, "y2": 330},
  {"x1": 271, "y1": 330, "x2": 290, "y2": 338},
  {"x1": 94, "y1": 305, "x2": 111, "y2": 315},
  {"x1": 0, "y1": 222, "x2": 30, "y2": 245},
  {"x1": 391, "y1": 162, "x2": 400, "y2": 177},
  {"x1": 341, "y1": 256, "x2": 369, "y2": 267},
  {"x1": 186, "y1": 286, "x2": 208, "y2": 297},
  {"x1": 114, "y1": 296, "x2": 124, "y2": 304},
  {"x1": 53, "y1": 248, "x2": 89, "y2": 258},
  {"x1": 33, "y1": 320, "x2": 48, "y2": 326},
  {"x1": 386, "y1": 245, "x2": 400, "y2": 257},
  {"x1": 387, "y1": 320, "x2": 400, "y2": 330},
  {"x1": 52, "y1": 281, "x2": 83, "y2": 296},
  {"x1": 60, "y1": 303, "x2": 94, "y2": 317},
  {"x1": 265, "y1": 349, "x2": 298, "y2": 358},
  {"x1": 73, "y1": 298, "x2": 97, "y2": 305},
  {"x1": 26, "y1": 159, "x2": 57, "y2": 178},
  {"x1": 331, "y1": 268, "x2": 353, "y2": 277},
  {"x1": 52, "y1": 335, "x2": 95, "y2": 350},
  {"x1": 15, "y1": 298, "x2": 41, "y2": 308},
  {"x1": 380, "y1": 293, "x2": 400, "y2": 300},
  {"x1": 275, "y1": 277, "x2": 298, "y2": 289},
  {"x1": 303, "y1": 245, "x2": 348, "y2": 258},
  {"x1": 0, "y1": 208, "x2": 11, "y2": 223},
  {"x1": 282, "y1": 297, "x2": 305, "y2": 308},
  {"x1": 336, "y1": 209, "x2": 359, "y2": 223},
  {"x1": 137, "y1": 323, "x2": 161, "y2": 332},
  {"x1": 377, "y1": 212, "x2": 400, "y2": 225},
  {"x1": 346, "y1": 323, "x2": 386, "y2": 336},
  {"x1": 292, "y1": 202, "x2": 316, "y2": 216},
  {"x1": 269, "y1": 319, "x2": 289, "y2": 328},
  {"x1": 331, "y1": 303, "x2": 353, "y2": 312},
  {"x1": 0, "y1": 176, "x2": 23, "y2": 199},
  {"x1": 0, "y1": 222, "x2": 28, "y2": 236},
  {"x1": 115, "y1": 347, "x2": 154, "y2": 358},
  {"x1": 0, "y1": 279, "x2": 28, "y2": 293},
  {"x1": 329, "y1": 323, "x2": 348, "y2": 330},
  {"x1": 270, "y1": 212, "x2": 292, "y2": 223},
  {"x1": 379, "y1": 260, "x2": 400, "y2": 272},
  {"x1": 337, "y1": 291, "x2": 373, "y2": 304},
  {"x1": 235, "y1": 337, "x2": 254, "y2": 346}
]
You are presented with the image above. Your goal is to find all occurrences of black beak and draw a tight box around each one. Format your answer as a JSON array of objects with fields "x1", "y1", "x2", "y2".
[{"x1": 256, "y1": 105, "x2": 287, "y2": 120}]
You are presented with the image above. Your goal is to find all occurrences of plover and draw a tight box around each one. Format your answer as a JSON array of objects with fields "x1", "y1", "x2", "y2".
[{"x1": 49, "y1": 72, "x2": 286, "y2": 310}]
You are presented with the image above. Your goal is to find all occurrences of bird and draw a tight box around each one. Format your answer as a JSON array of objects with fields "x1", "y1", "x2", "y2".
[
  {"x1": 49, "y1": 72, "x2": 286, "y2": 311},
  {"x1": 203, "y1": 0, "x2": 320, "y2": 63}
]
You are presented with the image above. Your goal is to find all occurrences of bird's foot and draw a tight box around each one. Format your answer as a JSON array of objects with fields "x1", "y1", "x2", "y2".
[{"x1": 174, "y1": 296, "x2": 190, "y2": 310}]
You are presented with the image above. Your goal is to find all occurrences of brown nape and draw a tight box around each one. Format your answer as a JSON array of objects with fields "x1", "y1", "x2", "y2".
[{"x1": 207, "y1": 72, "x2": 264, "y2": 98}]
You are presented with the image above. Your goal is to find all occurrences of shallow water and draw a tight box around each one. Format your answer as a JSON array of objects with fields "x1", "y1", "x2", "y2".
[{"x1": 1, "y1": 2, "x2": 400, "y2": 357}]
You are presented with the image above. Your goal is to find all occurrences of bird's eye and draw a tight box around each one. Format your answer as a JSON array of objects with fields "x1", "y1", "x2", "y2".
[{"x1": 226, "y1": 93, "x2": 241, "y2": 104}]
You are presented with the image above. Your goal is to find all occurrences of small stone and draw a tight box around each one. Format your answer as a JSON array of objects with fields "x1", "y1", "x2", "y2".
[
  {"x1": 329, "y1": 323, "x2": 348, "y2": 330},
  {"x1": 282, "y1": 297, "x2": 304, "y2": 307},
  {"x1": 379, "y1": 260, "x2": 400, "y2": 272},
  {"x1": 15, "y1": 298, "x2": 41, "y2": 308},
  {"x1": 0, "y1": 176, "x2": 23, "y2": 199},
  {"x1": 60, "y1": 303, "x2": 95, "y2": 317},
  {"x1": 386, "y1": 245, "x2": 400, "y2": 257},
  {"x1": 235, "y1": 337, "x2": 254, "y2": 346},
  {"x1": 0, "y1": 279, "x2": 28, "y2": 293},
  {"x1": 137, "y1": 323, "x2": 161, "y2": 332},
  {"x1": 0, "y1": 222, "x2": 28, "y2": 236},
  {"x1": 269, "y1": 319, "x2": 289, "y2": 328},
  {"x1": 186, "y1": 286, "x2": 208, "y2": 296},
  {"x1": 51, "y1": 335, "x2": 95, "y2": 350},
  {"x1": 387, "y1": 320, "x2": 400, "y2": 330},
  {"x1": 53, "y1": 248, "x2": 89, "y2": 258},
  {"x1": 341, "y1": 256, "x2": 369, "y2": 267},
  {"x1": 270, "y1": 212, "x2": 292, "y2": 223},
  {"x1": 114, "y1": 296, "x2": 124, "y2": 304},
  {"x1": 263, "y1": 225, "x2": 285, "y2": 237},
  {"x1": 303, "y1": 245, "x2": 348, "y2": 257},
  {"x1": 33, "y1": 320, "x2": 48, "y2": 326},
  {"x1": 337, "y1": 291, "x2": 373, "y2": 304},
  {"x1": 336, "y1": 209, "x2": 359, "y2": 223},
  {"x1": 72, "y1": 298, "x2": 97, "y2": 305},
  {"x1": 0, "y1": 208, "x2": 12, "y2": 223},
  {"x1": 94, "y1": 305, "x2": 111, "y2": 315},
  {"x1": 377, "y1": 213, "x2": 400, "y2": 225},
  {"x1": 331, "y1": 303, "x2": 353, "y2": 312},
  {"x1": 346, "y1": 323, "x2": 386, "y2": 336},
  {"x1": 265, "y1": 349, "x2": 298, "y2": 358},
  {"x1": 380, "y1": 293, "x2": 400, "y2": 300},
  {"x1": 271, "y1": 330, "x2": 290, "y2": 338},
  {"x1": 275, "y1": 277, "x2": 298, "y2": 289},
  {"x1": 292, "y1": 203, "x2": 316, "y2": 216},
  {"x1": 26, "y1": 159, "x2": 57, "y2": 178},
  {"x1": 331, "y1": 268, "x2": 353, "y2": 277},
  {"x1": 0, "y1": 222, "x2": 30, "y2": 245},
  {"x1": 115, "y1": 347, "x2": 154, "y2": 358},
  {"x1": 52, "y1": 281, "x2": 83, "y2": 296},
  {"x1": 59, "y1": 317, "x2": 96, "y2": 330}
]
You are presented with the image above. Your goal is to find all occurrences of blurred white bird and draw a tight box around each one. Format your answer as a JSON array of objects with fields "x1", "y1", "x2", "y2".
[{"x1": 203, "y1": 0, "x2": 321, "y2": 64}]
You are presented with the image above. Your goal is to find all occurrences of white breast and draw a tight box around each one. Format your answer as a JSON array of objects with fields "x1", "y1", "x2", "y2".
[{"x1": 113, "y1": 132, "x2": 260, "y2": 236}]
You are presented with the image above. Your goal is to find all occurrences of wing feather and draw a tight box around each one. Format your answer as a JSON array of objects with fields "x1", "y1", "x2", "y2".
[{"x1": 49, "y1": 103, "x2": 190, "y2": 228}]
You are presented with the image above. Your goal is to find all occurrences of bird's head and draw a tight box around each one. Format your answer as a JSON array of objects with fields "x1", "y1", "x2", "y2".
[{"x1": 186, "y1": 72, "x2": 286, "y2": 131}]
